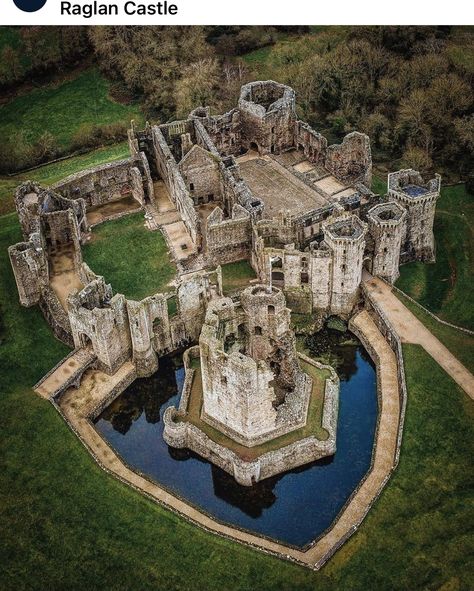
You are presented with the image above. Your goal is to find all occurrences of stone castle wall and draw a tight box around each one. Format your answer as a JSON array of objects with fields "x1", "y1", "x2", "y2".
[
  {"x1": 53, "y1": 159, "x2": 146, "y2": 208},
  {"x1": 151, "y1": 125, "x2": 199, "y2": 244}
]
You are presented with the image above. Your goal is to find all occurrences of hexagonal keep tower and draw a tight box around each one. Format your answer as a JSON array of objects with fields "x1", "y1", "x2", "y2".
[
  {"x1": 238, "y1": 81, "x2": 296, "y2": 155},
  {"x1": 163, "y1": 285, "x2": 340, "y2": 485},
  {"x1": 199, "y1": 285, "x2": 310, "y2": 446}
]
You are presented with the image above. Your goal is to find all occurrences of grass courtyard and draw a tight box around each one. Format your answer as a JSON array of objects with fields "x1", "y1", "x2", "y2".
[
  {"x1": 0, "y1": 211, "x2": 473, "y2": 589},
  {"x1": 82, "y1": 212, "x2": 176, "y2": 301},
  {"x1": 221, "y1": 260, "x2": 257, "y2": 295}
]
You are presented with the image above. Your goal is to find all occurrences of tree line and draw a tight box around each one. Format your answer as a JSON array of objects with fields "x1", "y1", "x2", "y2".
[{"x1": 0, "y1": 26, "x2": 472, "y2": 180}]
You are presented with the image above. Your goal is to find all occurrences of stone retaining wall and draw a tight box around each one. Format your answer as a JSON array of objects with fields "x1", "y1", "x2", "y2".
[
  {"x1": 163, "y1": 352, "x2": 339, "y2": 486},
  {"x1": 360, "y1": 283, "x2": 407, "y2": 464}
]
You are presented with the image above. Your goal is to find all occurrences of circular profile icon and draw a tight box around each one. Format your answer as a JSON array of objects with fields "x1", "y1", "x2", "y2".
[{"x1": 13, "y1": 0, "x2": 47, "y2": 11}]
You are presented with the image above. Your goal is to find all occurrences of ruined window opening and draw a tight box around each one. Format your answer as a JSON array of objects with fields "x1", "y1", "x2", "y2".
[
  {"x1": 272, "y1": 257, "x2": 283, "y2": 268},
  {"x1": 342, "y1": 264, "x2": 346, "y2": 271},
  {"x1": 190, "y1": 182, "x2": 194, "y2": 191},
  {"x1": 268, "y1": 305, "x2": 275, "y2": 315},
  {"x1": 271, "y1": 271, "x2": 284, "y2": 285},
  {"x1": 208, "y1": 194, "x2": 214, "y2": 202},
  {"x1": 153, "y1": 318, "x2": 161, "y2": 331},
  {"x1": 300, "y1": 272, "x2": 309, "y2": 284},
  {"x1": 383, "y1": 247, "x2": 388, "y2": 253},
  {"x1": 254, "y1": 326, "x2": 263, "y2": 335}
]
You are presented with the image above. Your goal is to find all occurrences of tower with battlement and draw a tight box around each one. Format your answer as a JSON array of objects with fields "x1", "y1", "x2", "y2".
[
  {"x1": 388, "y1": 169, "x2": 440, "y2": 263},
  {"x1": 367, "y1": 202, "x2": 407, "y2": 283}
]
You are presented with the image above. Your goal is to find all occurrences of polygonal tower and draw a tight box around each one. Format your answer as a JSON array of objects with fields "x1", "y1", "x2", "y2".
[
  {"x1": 323, "y1": 215, "x2": 368, "y2": 315},
  {"x1": 367, "y1": 201, "x2": 407, "y2": 284},
  {"x1": 388, "y1": 169, "x2": 440, "y2": 263},
  {"x1": 238, "y1": 81, "x2": 296, "y2": 155},
  {"x1": 199, "y1": 285, "x2": 310, "y2": 446}
]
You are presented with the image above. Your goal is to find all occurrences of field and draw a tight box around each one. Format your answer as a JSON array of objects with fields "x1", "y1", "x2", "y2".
[
  {"x1": 0, "y1": 142, "x2": 130, "y2": 216},
  {"x1": 396, "y1": 184, "x2": 474, "y2": 331},
  {"x1": 1, "y1": 210, "x2": 473, "y2": 590},
  {"x1": 82, "y1": 212, "x2": 177, "y2": 301},
  {"x1": 0, "y1": 67, "x2": 141, "y2": 150}
]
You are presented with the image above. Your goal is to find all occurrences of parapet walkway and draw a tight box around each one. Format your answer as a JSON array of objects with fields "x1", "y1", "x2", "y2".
[
  {"x1": 46, "y1": 310, "x2": 401, "y2": 571},
  {"x1": 363, "y1": 276, "x2": 474, "y2": 400}
]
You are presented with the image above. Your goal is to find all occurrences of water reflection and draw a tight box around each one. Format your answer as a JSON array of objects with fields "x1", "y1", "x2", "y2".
[
  {"x1": 305, "y1": 327, "x2": 372, "y2": 381},
  {"x1": 100, "y1": 357, "x2": 177, "y2": 434},
  {"x1": 94, "y1": 333, "x2": 377, "y2": 547}
]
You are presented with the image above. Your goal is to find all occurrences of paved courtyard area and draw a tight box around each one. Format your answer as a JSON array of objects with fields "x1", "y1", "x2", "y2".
[
  {"x1": 237, "y1": 151, "x2": 358, "y2": 219},
  {"x1": 238, "y1": 154, "x2": 328, "y2": 218}
]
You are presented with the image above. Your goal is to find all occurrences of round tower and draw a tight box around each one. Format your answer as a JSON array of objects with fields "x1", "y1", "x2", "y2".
[
  {"x1": 367, "y1": 201, "x2": 407, "y2": 284},
  {"x1": 238, "y1": 81, "x2": 296, "y2": 155},
  {"x1": 388, "y1": 169, "x2": 440, "y2": 263},
  {"x1": 323, "y1": 215, "x2": 367, "y2": 315}
]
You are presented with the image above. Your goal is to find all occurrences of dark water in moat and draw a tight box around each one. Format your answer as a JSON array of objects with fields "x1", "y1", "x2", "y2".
[{"x1": 95, "y1": 333, "x2": 377, "y2": 548}]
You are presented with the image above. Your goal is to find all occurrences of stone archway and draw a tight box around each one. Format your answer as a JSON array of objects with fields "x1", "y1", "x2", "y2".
[
  {"x1": 78, "y1": 332, "x2": 93, "y2": 351},
  {"x1": 363, "y1": 256, "x2": 373, "y2": 274}
]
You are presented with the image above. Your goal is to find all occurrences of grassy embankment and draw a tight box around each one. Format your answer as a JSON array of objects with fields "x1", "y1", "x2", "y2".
[
  {"x1": 396, "y1": 183, "x2": 474, "y2": 331},
  {"x1": 1, "y1": 210, "x2": 473, "y2": 590},
  {"x1": 0, "y1": 67, "x2": 141, "y2": 149}
]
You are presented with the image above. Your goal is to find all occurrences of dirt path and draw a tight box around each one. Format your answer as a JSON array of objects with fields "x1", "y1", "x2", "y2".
[
  {"x1": 48, "y1": 245, "x2": 83, "y2": 310},
  {"x1": 364, "y1": 276, "x2": 474, "y2": 400}
]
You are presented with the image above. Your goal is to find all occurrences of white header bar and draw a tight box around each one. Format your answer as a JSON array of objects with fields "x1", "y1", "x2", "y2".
[{"x1": 3, "y1": 0, "x2": 473, "y2": 26}]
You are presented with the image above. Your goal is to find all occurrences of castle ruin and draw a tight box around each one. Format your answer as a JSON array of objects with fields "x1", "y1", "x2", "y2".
[{"x1": 8, "y1": 80, "x2": 440, "y2": 485}]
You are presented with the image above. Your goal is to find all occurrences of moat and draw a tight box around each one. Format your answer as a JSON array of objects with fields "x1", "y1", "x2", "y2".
[{"x1": 94, "y1": 331, "x2": 377, "y2": 548}]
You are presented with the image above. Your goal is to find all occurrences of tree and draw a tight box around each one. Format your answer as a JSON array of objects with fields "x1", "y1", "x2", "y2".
[
  {"x1": 0, "y1": 46, "x2": 23, "y2": 85},
  {"x1": 175, "y1": 59, "x2": 220, "y2": 118}
]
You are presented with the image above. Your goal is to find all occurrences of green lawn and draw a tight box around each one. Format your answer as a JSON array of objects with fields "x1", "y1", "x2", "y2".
[
  {"x1": 0, "y1": 67, "x2": 141, "y2": 149},
  {"x1": 221, "y1": 260, "x2": 257, "y2": 295},
  {"x1": 0, "y1": 141, "x2": 130, "y2": 216},
  {"x1": 1, "y1": 211, "x2": 473, "y2": 590},
  {"x1": 396, "y1": 184, "x2": 474, "y2": 331},
  {"x1": 82, "y1": 212, "x2": 176, "y2": 301}
]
